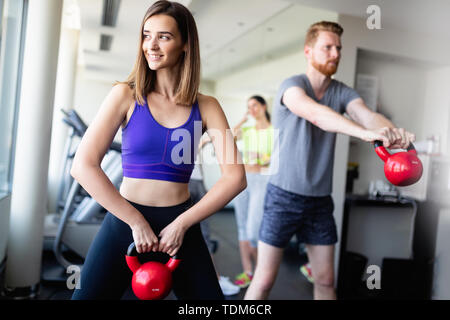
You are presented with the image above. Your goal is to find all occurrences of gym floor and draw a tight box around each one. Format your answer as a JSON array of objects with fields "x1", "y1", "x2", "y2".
[{"x1": 1, "y1": 208, "x2": 313, "y2": 300}]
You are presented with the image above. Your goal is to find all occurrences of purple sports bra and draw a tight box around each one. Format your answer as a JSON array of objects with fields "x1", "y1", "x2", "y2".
[{"x1": 121, "y1": 98, "x2": 203, "y2": 183}]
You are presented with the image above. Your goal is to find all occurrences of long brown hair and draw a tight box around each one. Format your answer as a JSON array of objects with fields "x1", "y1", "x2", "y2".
[{"x1": 119, "y1": 0, "x2": 200, "y2": 106}]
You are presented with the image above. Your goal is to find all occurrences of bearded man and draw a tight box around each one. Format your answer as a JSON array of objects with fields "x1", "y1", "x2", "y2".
[{"x1": 244, "y1": 21, "x2": 415, "y2": 300}]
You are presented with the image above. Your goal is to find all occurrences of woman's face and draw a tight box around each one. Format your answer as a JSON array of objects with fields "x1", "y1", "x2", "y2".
[
  {"x1": 142, "y1": 14, "x2": 186, "y2": 71},
  {"x1": 247, "y1": 98, "x2": 266, "y2": 119}
]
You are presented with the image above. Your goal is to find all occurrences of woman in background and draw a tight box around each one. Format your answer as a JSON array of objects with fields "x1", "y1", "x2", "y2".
[{"x1": 232, "y1": 95, "x2": 274, "y2": 288}]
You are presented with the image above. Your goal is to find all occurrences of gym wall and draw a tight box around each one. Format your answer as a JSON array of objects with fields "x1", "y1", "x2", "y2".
[{"x1": 350, "y1": 50, "x2": 429, "y2": 195}]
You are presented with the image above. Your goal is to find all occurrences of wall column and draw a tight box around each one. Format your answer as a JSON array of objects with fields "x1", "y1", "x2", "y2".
[{"x1": 5, "y1": 0, "x2": 63, "y2": 297}]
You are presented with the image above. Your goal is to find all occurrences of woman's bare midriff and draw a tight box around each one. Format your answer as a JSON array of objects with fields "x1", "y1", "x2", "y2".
[{"x1": 119, "y1": 177, "x2": 190, "y2": 207}]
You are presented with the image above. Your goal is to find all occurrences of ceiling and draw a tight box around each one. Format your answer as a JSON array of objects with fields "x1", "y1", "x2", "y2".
[{"x1": 74, "y1": 0, "x2": 450, "y2": 83}]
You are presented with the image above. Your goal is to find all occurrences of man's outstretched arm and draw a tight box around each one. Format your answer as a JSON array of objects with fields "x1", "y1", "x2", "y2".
[{"x1": 345, "y1": 98, "x2": 415, "y2": 149}]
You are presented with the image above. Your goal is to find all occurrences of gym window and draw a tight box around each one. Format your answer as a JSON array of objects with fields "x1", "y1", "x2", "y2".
[{"x1": 0, "y1": 0, "x2": 27, "y2": 197}]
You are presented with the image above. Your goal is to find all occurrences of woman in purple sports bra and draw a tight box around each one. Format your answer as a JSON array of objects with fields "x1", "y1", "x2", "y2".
[{"x1": 70, "y1": 1, "x2": 246, "y2": 300}]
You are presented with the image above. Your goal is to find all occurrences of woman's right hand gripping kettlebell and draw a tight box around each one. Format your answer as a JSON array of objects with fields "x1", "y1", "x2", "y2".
[{"x1": 130, "y1": 216, "x2": 159, "y2": 254}]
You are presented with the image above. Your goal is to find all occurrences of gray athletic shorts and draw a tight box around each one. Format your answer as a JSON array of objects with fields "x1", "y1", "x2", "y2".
[{"x1": 259, "y1": 183, "x2": 338, "y2": 248}]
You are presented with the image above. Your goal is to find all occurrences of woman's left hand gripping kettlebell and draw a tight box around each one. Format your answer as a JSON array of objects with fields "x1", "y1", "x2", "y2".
[{"x1": 158, "y1": 218, "x2": 188, "y2": 256}]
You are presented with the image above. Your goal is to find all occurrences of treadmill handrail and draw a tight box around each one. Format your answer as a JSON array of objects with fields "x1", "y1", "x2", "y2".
[{"x1": 61, "y1": 108, "x2": 122, "y2": 152}]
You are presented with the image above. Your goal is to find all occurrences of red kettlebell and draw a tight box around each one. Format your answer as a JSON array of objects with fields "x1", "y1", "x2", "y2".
[
  {"x1": 125, "y1": 242, "x2": 181, "y2": 300},
  {"x1": 374, "y1": 140, "x2": 423, "y2": 186}
]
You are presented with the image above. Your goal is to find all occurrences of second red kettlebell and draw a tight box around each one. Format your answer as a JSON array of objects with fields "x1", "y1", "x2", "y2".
[
  {"x1": 125, "y1": 242, "x2": 181, "y2": 300},
  {"x1": 373, "y1": 140, "x2": 423, "y2": 186}
]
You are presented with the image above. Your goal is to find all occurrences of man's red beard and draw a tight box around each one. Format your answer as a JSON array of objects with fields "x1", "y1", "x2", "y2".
[{"x1": 311, "y1": 58, "x2": 339, "y2": 76}]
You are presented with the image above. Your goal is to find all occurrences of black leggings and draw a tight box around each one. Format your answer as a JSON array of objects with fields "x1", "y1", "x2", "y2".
[{"x1": 71, "y1": 198, "x2": 224, "y2": 300}]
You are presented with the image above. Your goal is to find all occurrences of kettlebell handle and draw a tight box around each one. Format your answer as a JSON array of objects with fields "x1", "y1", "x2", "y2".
[
  {"x1": 373, "y1": 140, "x2": 417, "y2": 162},
  {"x1": 126, "y1": 242, "x2": 179, "y2": 260},
  {"x1": 373, "y1": 140, "x2": 416, "y2": 152}
]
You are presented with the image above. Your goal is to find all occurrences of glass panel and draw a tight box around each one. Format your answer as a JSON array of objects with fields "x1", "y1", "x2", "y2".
[{"x1": 0, "y1": 0, "x2": 26, "y2": 194}]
